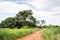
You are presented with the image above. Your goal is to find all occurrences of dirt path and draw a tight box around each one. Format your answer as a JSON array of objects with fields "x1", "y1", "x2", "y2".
[{"x1": 17, "y1": 30, "x2": 44, "y2": 40}]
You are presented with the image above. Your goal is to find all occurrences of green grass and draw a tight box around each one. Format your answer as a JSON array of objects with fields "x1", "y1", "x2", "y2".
[
  {"x1": 0, "y1": 28, "x2": 38, "y2": 40},
  {"x1": 42, "y1": 27, "x2": 60, "y2": 40}
]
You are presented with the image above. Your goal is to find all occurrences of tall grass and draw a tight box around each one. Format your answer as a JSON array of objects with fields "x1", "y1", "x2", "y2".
[
  {"x1": 42, "y1": 27, "x2": 60, "y2": 40},
  {"x1": 0, "y1": 28, "x2": 38, "y2": 40}
]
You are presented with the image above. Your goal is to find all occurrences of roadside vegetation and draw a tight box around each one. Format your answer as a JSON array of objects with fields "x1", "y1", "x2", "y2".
[
  {"x1": 42, "y1": 25, "x2": 60, "y2": 40},
  {"x1": 1, "y1": 10, "x2": 60, "y2": 40},
  {"x1": 0, "y1": 28, "x2": 38, "y2": 40},
  {"x1": 0, "y1": 10, "x2": 40, "y2": 40}
]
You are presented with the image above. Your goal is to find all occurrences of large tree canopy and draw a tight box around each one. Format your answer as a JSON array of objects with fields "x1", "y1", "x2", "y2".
[
  {"x1": 0, "y1": 10, "x2": 38, "y2": 28},
  {"x1": 16, "y1": 10, "x2": 32, "y2": 21}
]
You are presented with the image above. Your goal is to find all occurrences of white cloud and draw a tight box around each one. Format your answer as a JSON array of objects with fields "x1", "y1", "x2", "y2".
[
  {"x1": 27, "y1": 0, "x2": 50, "y2": 10},
  {"x1": 0, "y1": 1, "x2": 31, "y2": 13},
  {"x1": 0, "y1": 1, "x2": 31, "y2": 22},
  {"x1": 27, "y1": 0, "x2": 60, "y2": 25},
  {"x1": 0, "y1": 0, "x2": 60, "y2": 25}
]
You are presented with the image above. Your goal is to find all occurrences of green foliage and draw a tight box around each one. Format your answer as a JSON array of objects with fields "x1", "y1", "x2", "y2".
[
  {"x1": 16, "y1": 10, "x2": 37, "y2": 27},
  {"x1": 0, "y1": 10, "x2": 38, "y2": 28},
  {"x1": 0, "y1": 24, "x2": 2, "y2": 28},
  {"x1": 16, "y1": 10, "x2": 32, "y2": 21},
  {"x1": 1, "y1": 17, "x2": 17, "y2": 28},
  {"x1": 40, "y1": 20, "x2": 45, "y2": 27},
  {"x1": 24, "y1": 21, "x2": 36, "y2": 27},
  {"x1": 29, "y1": 16, "x2": 36, "y2": 22},
  {"x1": 0, "y1": 28, "x2": 38, "y2": 40},
  {"x1": 42, "y1": 27, "x2": 60, "y2": 40},
  {"x1": 21, "y1": 26, "x2": 29, "y2": 29}
]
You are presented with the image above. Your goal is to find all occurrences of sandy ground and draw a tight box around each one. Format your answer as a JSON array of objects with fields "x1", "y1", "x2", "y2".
[{"x1": 17, "y1": 30, "x2": 44, "y2": 40}]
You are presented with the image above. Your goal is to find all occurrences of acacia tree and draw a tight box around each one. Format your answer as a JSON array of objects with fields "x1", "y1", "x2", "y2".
[
  {"x1": 29, "y1": 16, "x2": 35, "y2": 22},
  {"x1": 0, "y1": 10, "x2": 38, "y2": 28},
  {"x1": 40, "y1": 20, "x2": 45, "y2": 28},
  {"x1": 16, "y1": 10, "x2": 32, "y2": 21},
  {"x1": 16, "y1": 10, "x2": 37, "y2": 27}
]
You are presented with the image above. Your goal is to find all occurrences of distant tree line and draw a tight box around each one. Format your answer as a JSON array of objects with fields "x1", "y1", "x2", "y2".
[{"x1": 42, "y1": 24, "x2": 60, "y2": 28}]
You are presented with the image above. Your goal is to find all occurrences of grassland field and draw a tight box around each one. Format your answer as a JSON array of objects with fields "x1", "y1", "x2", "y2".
[
  {"x1": 42, "y1": 27, "x2": 60, "y2": 40},
  {"x1": 0, "y1": 28, "x2": 38, "y2": 40}
]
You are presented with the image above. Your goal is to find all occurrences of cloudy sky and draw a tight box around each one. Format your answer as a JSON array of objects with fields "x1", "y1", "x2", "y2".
[{"x1": 0, "y1": 0, "x2": 60, "y2": 25}]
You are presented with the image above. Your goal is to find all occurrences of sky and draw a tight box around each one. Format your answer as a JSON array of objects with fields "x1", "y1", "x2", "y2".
[{"x1": 0, "y1": 0, "x2": 60, "y2": 25}]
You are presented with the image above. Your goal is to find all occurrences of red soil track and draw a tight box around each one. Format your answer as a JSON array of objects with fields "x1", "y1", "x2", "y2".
[{"x1": 17, "y1": 30, "x2": 44, "y2": 40}]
